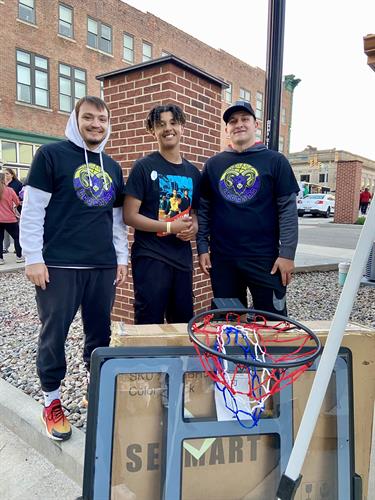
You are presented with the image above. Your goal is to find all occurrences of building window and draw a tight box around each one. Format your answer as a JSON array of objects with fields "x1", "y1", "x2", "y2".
[
  {"x1": 224, "y1": 82, "x2": 232, "y2": 103},
  {"x1": 59, "y1": 63, "x2": 86, "y2": 112},
  {"x1": 18, "y1": 0, "x2": 35, "y2": 24},
  {"x1": 255, "y1": 127, "x2": 262, "y2": 142},
  {"x1": 87, "y1": 17, "x2": 112, "y2": 54},
  {"x1": 256, "y1": 91, "x2": 263, "y2": 120},
  {"x1": 281, "y1": 107, "x2": 286, "y2": 125},
  {"x1": 16, "y1": 50, "x2": 49, "y2": 107},
  {"x1": 300, "y1": 174, "x2": 310, "y2": 182},
  {"x1": 123, "y1": 33, "x2": 134, "y2": 63},
  {"x1": 142, "y1": 41, "x2": 152, "y2": 62},
  {"x1": 0, "y1": 139, "x2": 40, "y2": 180},
  {"x1": 100, "y1": 80, "x2": 104, "y2": 99},
  {"x1": 59, "y1": 3, "x2": 73, "y2": 38},
  {"x1": 239, "y1": 88, "x2": 250, "y2": 102},
  {"x1": 319, "y1": 173, "x2": 328, "y2": 183},
  {"x1": 279, "y1": 136, "x2": 284, "y2": 153}
]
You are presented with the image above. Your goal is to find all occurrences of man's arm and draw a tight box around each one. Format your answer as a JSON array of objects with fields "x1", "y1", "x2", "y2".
[
  {"x1": 271, "y1": 193, "x2": 298, "y2": 286},
  {"x1": 19, "y1": 186, "x2": 51, "y2": 289},
  {"x1": 112, "y1": 207, "x2": 129, "y2": 286},
  {"x1": 196, "y1": 196, "x2": 212, "y2": 275},
  {"x1": 123, "y1": 195, "x2": 193, "y2": 234}
]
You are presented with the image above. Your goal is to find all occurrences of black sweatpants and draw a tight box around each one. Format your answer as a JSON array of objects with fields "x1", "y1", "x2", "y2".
[
  {"x1": 0, "y1": 222, "x2": 22, "y2": 258},
  {"x1": 36, "y1": 267, "x2": 117, "y2": 391},
  {"x1": 210, "y1": 254, "x2": 287, "y2": 316},
  {"x1": 132, "y1": 256, "x2": 193, "y2": 324}
]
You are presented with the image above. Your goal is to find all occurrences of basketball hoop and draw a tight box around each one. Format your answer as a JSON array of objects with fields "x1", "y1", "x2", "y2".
[{"x1": 188, "y1": 308, "x2": 322, "y2": 428}]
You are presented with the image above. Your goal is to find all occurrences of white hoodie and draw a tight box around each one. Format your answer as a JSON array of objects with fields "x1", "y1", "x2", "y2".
[{"x1": 20, "y1": 109, "x2": 128, "y2": 266}]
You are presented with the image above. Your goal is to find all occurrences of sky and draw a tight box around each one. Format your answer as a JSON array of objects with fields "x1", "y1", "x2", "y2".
[{"x1": 125, "y1": 0, "x2": 375, "y2": 159}]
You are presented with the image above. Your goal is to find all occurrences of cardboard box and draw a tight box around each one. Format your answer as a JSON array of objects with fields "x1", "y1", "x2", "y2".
[{"x1": 109, "y1": 321, "x2": 375, "y2": 499}]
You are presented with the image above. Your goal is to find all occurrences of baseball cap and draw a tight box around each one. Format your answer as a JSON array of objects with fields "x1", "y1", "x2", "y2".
[{"x1": 223, "y1": 100, "x2": 256, "y2": 124}]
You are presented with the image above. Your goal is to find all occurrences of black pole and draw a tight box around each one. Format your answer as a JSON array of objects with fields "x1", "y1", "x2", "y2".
[{"x1": 264, "y1": 0, "x2": 286, "y2": 151}]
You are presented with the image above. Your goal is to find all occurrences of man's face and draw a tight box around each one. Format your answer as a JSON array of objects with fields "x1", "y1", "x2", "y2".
[
  {"x1": 77, "y1": 102, "x2": 109, "y2": 148},
  {"x1": 151, "y1": 111, "x2": 183, "y2": 150},
  {"x1": 225, "y1": 111, "x2": 258, "y2": 149}
]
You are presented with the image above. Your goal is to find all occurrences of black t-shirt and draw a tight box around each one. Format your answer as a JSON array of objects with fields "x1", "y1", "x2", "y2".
[
  {"x1": 125, "y1": 152, "x2": 201, "y2": 271},
  {"x1": 26, "y1": 140, "x2": 125, "y2": 267},
  {"x1": 200, "y1": 147, "x2": 299, "y2": 258}
]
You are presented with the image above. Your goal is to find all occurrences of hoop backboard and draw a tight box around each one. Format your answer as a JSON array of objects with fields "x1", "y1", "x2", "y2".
[{"x1": 82, "y1": 344, "x2": 360, "y2": 500}]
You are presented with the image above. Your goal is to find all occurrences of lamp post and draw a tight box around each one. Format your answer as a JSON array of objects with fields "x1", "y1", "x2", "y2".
[{"x1": 264, "y1": 0, "x2": 286, "y2": 152}]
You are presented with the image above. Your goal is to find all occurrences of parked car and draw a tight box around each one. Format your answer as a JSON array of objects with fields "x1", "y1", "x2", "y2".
[{"x1": 297, "y1": 194, "x2": 335, "y2": 217}]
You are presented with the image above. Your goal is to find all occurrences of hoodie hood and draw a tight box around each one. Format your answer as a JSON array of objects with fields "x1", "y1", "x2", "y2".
[
  {"x1": 225, "y1": 141, "x2": 267, "y2": 153},
  {"x1": 64, "y1": 109, "x2": 111, "y2": 187}
]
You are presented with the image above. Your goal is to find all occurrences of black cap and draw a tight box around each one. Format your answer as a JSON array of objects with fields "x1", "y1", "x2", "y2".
[{"x1": 223, "y1": 100, "x2": 256, "y2": 124}]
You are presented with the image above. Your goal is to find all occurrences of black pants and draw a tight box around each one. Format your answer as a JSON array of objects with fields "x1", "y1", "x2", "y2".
[
  {"x1": 360, "y1": 202, "x2": 369, "y2": 215},
  {"x1": 210, "y1": 254, "x2": 287, "y2": 316},
  {"x1": 132, "y1": 256, "x2": 193, "y2": 324},
  {"x1": 36, "y1": 267, "x2": 117, "y2": 391},
  {"x1": 0, "y1": 222, "x2": 22, "y2": 258}
]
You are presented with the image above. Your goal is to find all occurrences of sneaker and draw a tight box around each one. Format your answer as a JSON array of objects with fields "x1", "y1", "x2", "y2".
[
  {"x1": 0, "y1": 259, "x2": 4, "y2": 265},
  {"x1": 41, "y1": 399, "x2": 72, "y2": 441},
  {"x1": 2, "y1": 249, "x2": 8, "y2": 254},
  {"x1": 16, "y1": 256, "x2": 25, "y2": 263}
]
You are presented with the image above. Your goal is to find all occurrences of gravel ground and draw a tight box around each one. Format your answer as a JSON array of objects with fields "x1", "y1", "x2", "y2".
[{"x1": 1, "y1": 269, "x2": 375, "y2": 433}]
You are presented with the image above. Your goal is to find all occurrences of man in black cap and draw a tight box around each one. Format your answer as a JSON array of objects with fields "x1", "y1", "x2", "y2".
[{"x1": 197, "y1": 100, "x2": 299, "y2": 315}]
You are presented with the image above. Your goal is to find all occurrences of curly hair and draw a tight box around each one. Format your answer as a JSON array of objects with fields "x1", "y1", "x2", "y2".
[{"x1": 146, "y1": 104, "x2": 186, "y2": 132}]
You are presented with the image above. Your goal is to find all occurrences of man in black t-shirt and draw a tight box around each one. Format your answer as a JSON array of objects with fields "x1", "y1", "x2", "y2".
[
  {"x1": 20, "y1": 96, "x2": 128, "y2": 441},
  {"x1": 124, "y1": 104, "x2": 200, "y2": 324},
  {"x1": 197, "y1": 100, "x2": 299, "y2": 316}
]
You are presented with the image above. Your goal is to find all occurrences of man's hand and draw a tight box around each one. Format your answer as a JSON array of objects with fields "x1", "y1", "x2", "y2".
[
  {"x1": 171, "y1": 217, "x2": 192, "y2": 235},
  {"x1": 176, "y1": 218, "x2": 198, "y2": 241},
  {"x1": 25, "y1": 263, "x2": 50, "y2": 290},
  {"x1": 271, "y1": 257, "x2": 294, "y2": 286},
  {"x1": 116, "y1": 264, "x2": 128, "y2": 286},
  {"x1": 199, "y1": 253, "x2": 212, "y2": 276}
]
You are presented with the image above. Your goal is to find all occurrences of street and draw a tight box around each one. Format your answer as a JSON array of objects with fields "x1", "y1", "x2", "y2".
[{"x1": 298, "y1": 216, "x2": 362, "y2": 250}]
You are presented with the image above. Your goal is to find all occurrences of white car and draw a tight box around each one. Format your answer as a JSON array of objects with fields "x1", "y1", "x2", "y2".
[{"x1": 297, "y1": 193, "x2": 335, "y2": 218}]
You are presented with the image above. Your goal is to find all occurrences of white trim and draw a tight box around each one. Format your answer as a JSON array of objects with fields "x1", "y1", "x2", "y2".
[
  {"x1": 85, "y1": 45, "x2": 113, "y2": 58},
  {"x1": 16, "y1": 18, "x2": 38, "y2": 28}
]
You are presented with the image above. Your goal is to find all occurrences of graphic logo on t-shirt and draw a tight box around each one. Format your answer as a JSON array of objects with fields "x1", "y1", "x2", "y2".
[
  {"x1": 73, "y1": 163, "x2": 115, "y2": 207},
  {"x1": 157, "y1": 174, "x2": 193, "y2": 236},
  {"x1": 219, "y1": 163, "x2": 260, "y2": 204}
]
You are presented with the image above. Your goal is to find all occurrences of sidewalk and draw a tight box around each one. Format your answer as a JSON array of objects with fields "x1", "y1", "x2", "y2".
[{"x1": 0, "y1": 242, "x2": 356, "y2": 275}]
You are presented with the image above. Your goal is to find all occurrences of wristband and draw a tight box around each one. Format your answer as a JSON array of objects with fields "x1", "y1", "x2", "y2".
[{"x1": 166, "y1": 221, "x2": 171, "y2": 234}]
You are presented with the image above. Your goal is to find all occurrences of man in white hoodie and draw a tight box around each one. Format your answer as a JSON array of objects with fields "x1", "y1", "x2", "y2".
[{"x1": 20, "y1": 96, "x2": 128, "y2": 441}]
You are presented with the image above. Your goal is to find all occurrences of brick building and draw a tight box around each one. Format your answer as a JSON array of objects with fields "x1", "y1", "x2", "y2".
[
  {"x1": 0, "y1": 0, "x2": 296, "y2": 178},
  {"x1": 288, "y1": 145, "x2": 375, "y2": 194}
]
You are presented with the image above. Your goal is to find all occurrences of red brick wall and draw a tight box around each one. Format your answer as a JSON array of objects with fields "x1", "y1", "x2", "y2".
[
  {"x1": 334, "y1": 160, "x2": 362, "y2": 224},
  {"x1": 104, "y1": 61, "x2": 222, "y2": 322},
  {"x1": 0, "y1": 0, "x2": 292, "y2": 149}
]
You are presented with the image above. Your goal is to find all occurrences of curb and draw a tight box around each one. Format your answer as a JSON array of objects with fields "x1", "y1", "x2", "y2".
[
  {"x1": 0, "y1": 378, "x2": 84, "y2": 487},
  {"x1": 294, "y1": 263, "x2": 338, "y2": 273}
]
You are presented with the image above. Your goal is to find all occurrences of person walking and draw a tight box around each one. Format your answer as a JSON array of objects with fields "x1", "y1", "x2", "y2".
[
  {"x1": 197, "y1": 100, "x2": 299, "y2": 316},
  {"x1": 20, "y1": 96, "x2": 128, "y2": 441},
  {"x1": 2, "y1": 166, "x2": 23, "y2": 253},
  {"x1": 124, "y1": 104, "x2": 200, "y2": 324},
  {"x1": 0, "y1": 172, "x2": 23, "y2": 264},
  {"x1": 359, "y1": 187, "x2": 372, "y2": 215}
]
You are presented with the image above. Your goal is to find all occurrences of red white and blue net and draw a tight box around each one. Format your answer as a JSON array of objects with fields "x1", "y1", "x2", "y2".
[{"x1": 188, "y1": 311, "x2": 321, "y2": 428}]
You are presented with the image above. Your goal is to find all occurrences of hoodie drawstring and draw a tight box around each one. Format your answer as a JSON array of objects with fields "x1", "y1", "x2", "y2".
[{"x1": 84, "y1": 148, "x2": 93, "y2": 187}]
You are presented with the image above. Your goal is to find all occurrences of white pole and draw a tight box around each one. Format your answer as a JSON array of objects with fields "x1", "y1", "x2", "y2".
[{"x1": 279, "y1": 201, "x2": 375, "y2": 495}]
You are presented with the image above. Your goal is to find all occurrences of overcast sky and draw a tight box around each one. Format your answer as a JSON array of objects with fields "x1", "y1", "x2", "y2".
[{"x1": 125, "y1": 0, "x2": 375, "y2": 159}]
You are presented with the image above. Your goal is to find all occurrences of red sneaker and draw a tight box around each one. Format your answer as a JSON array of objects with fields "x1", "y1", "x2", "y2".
[{"x1": 41, "y1": 399, "x2": 72, "y2": 441}]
